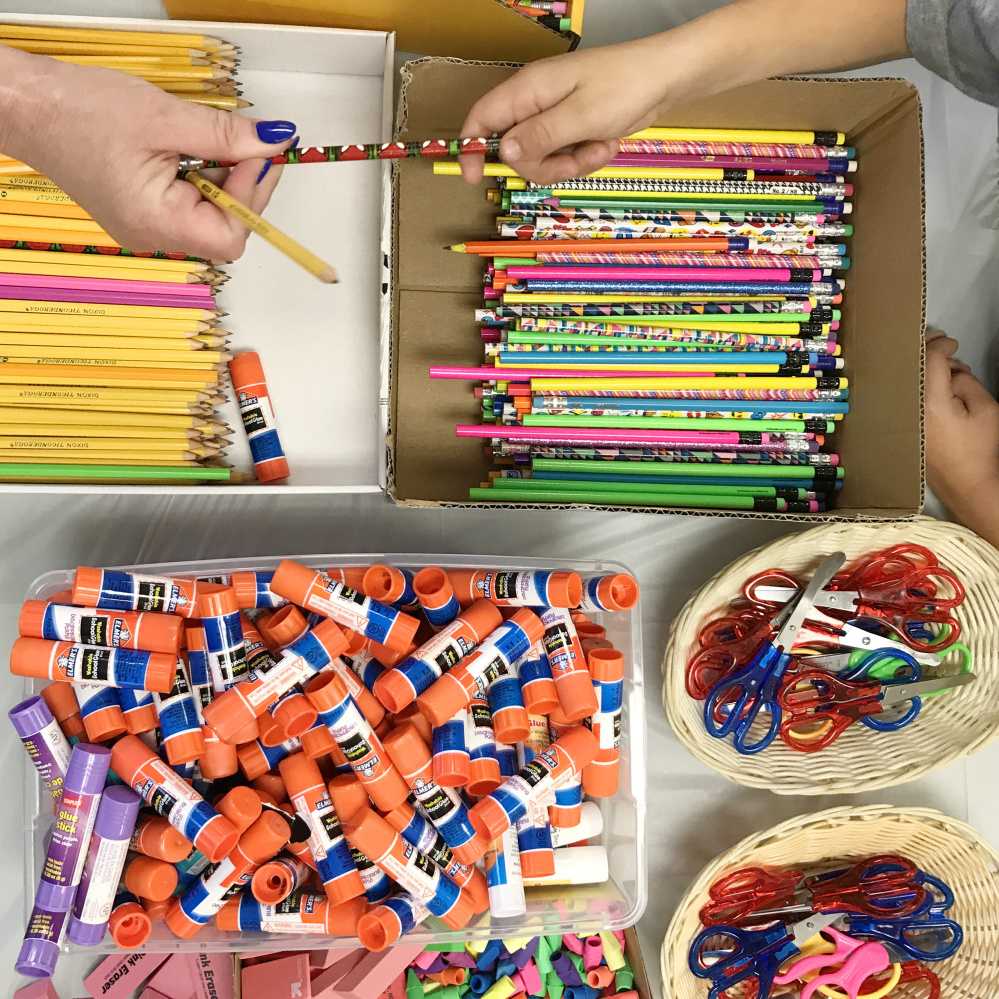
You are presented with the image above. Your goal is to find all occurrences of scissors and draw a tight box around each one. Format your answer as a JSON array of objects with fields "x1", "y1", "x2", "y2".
[
  {"x1": 772, "y1": 928, "x2": 894, "y2": 999},
  {"x1": 789, "y1": 611, "x2": 945, "y2": 667},
  {"x1": 704, "y1": 553, "x2": 847, "y2": 754},
  {"x1": 687, "y1": 609, "x2": 779, "y2": 699},
  {"x1": 689, "y1": 911, "x2": 841, "y2": 999},
  {"x1": 778, "y1": 671, "x2": 976, "y2": 752}
]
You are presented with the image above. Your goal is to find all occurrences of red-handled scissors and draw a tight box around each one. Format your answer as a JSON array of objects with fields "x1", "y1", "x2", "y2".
[{"x1": 700, "y1": 866, "x2": 804, "y2": 926}]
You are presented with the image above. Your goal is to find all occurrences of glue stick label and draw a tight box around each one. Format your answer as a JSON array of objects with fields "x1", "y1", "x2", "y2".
[
  {"x1": 42, "y1": 605, "x2": 133, "y2": 647},
  {"x1": 44, "y1": 787, "x2": 100, "y2": 891},
  {"x1": 93, "y1": 571, "x2": 190, "y2": 614},
  {"x1": 73, "y1": 833, "x2": 130, "y2": 925},
  {"x1": 371, "y1": 838, "x2": 460, "y2": 917},
  {"x1": 473, "y1": 571, "x2": 555, "y2": 607},
  {"x1": 23, "y1": 719, "x2": 72, "y2": 798},
  {"x1": 241, "y1": 891, "x2": 328, "y2": 934},
  {"x1": 236, "y1": 391, "x2": 286, "y2": 465},
  {"x1": 300, "y1": 574, "x2": 398, "y2": 646},
  {"x1": 55, "y1": 645, "x2": 149, "y2": 688},
  {"x1": 130, "y1": 758, "x2": 219, "y2": 847}
]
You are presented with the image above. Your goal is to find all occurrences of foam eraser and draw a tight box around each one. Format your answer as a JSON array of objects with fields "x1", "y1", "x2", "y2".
[
  {"x1": 190, "y1": 954, "x2": 236, "y2": 999},
  {"x1": 241, "y1": 953, "x2": 311, "y2": 999},
  {"x1": 310, "y1": 950, "x2": 368, "y2": 998},
  {"x1": 336, "y1": 945, "x2": 426, "y2": 999},
  {"x1": 84, "y1": 953, "x2": 171, "y2": 999},
  {"x1": 15, "y1": 981, "x2": 60, "y2": 999},
  {"x1": 144, "y1": 954, "x2": 196, "y2": 999}
]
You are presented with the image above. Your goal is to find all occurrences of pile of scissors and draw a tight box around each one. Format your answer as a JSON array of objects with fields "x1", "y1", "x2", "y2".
[
  {"x1": 684, "y1": 545, "x2": 976, "y2": 754},
  {"x1": 688, "y1": 853, "x2": 962, "y2": 999}
]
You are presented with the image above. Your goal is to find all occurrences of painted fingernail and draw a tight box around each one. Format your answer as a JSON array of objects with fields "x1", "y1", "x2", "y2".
[
  {"x1": 256, "y1": 159, "x2": 273, "y2": 184},
  {"x1": 255, "y1": 119, "x2": 296, "y2": 143},
  {"x1": 290, "y1": 135, "x2": 300, "y2": 149}
]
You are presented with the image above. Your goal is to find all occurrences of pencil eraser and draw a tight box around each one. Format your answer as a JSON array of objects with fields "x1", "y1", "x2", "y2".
[
  {"x1": 190, "y1": 953, "x2": 236, "y2": 999},
  {"x1": 336, "y1": 945, "x2": 426, "y2": 999},
  {"x1": 242, "y1": 953, "x2": 311, "y2": 999},
  {"x1": 14, "y1": 981, "x2": 60, "y2": 999},
  {"x1": 144, "y1": 954, "x2": 196, "y2": 999},
  {"x1": 84, "y1": 953, "x2": 171, "y2": 999}
]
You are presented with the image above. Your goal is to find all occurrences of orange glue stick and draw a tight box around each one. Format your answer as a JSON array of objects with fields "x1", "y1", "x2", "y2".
[
  {"x1": 251, "y1": 853, "x2": 312, "y2": 905},
  {"x1": 540, "y1": 608, "x2": 599, "y2": 723},
  {"x1": 362, "y1": 565, "x2": 419, "y2": 609},
  {"x1": 258, "y1": 604, "x2": 309, "y2": 650},
  {"x1": 228, "y1": 351, "x2": 290, "y2": 483},
  {"x1": 578, "y1": 573, "x2": 640, "y2": 612},
  {"x1": 582, "y1": 648, "x2": 624, "y2": 798},
  {"x1": 124, "y1": 855, "x2": 178, "y2": 902},
  {"x1": 40, "y1": 681, "x2": 86, "y2": 742},
  {"x1": 413, "y1": 566, "x2": 461, "y2": 630},
  {"x1": 19, "y1": 600, "x2": 183, "y2": 655},
  {"x1": 216, "y1": 890, "x2": 366, "y2": 936},
  {"x1": 72, "y1": 567, "x2": 205, "y2": 619},
  {"x1": 129, "y1": 814, "x2": 192, "y2": 864},
  {"x1": 447, "y1": 570, "x2": 582, "y2": 609},
  {"x1": 547, "y1": 708, "x2": 583, "y2": 828}
]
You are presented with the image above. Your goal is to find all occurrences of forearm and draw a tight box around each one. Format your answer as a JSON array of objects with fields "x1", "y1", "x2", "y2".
[
  {"x1": 0, "y1": 45, "x2": 70, "y2": 171},
  {"x1": 934, "y1": 474, "x2": 999, "y2": 552}
]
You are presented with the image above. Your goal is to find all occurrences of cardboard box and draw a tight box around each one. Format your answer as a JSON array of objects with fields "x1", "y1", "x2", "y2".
[
  {"x1": 160, "y1": 0, "x2": 584, "y2": 62},
  {"x1": 388, "y1": 60, "x2": 927, "y2": 522}
]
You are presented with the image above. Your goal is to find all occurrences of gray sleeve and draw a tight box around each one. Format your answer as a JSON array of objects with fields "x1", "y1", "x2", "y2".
[{"x1": 906, "y1": 0, "x2": 999, "y2": 106}]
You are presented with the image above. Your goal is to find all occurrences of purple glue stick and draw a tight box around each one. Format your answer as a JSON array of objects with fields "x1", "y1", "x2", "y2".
[
  {"x1": 16, "y1": 904, "x2": 70, "y2": 978},
  {"x1": 67, "y1": 785, "x2": 141, "y2": 946},
  {"x1": 10, "y1": 695, "x2": 73, "y2": 801},
  {"x1": 35, "y1": 743, "x2": 111, "y2": 912}
]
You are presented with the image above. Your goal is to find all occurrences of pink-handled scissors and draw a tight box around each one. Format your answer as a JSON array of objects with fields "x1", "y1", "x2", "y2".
[{"x1": 774, "y1": 928, "x2": 893, "y2": 999}]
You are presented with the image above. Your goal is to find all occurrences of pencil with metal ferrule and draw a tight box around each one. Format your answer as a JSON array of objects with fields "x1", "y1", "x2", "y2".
[
  {"x1": 0, "y1": 247, "x2": 207, "y2": 272},
  {"x1": 486, "y1": 476, "x2": 807, "y2": 499},
  {"x1": 530, "y1": 457, "x2": 844, "y2": 479},
  {"x1": 0, "y1": 349, "x2": 228, "y2": 368},
  {"x1": 0, "y1": 462, "x2": 233, "y2": 481},
  {"x1": 469, "y1": 485, "x2": 789, "y2": 510}
]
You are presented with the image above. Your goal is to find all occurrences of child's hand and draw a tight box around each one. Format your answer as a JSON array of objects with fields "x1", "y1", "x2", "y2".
[{"x1": 925, "y1": 331, "x2": 999, "y2": 537}]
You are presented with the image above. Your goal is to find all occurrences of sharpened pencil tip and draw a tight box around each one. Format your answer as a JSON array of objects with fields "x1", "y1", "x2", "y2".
[{"x1": 320, "y1": 266, "x2": 339, "y2": 284}]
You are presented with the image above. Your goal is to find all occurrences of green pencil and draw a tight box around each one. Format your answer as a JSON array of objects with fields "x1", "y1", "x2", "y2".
[
  {"x1": 521, "y1": 414, "x2": 828, "y2": 434},
  {"x1": 530, "y1": 457, "x2": 843, "y2": 479},
  {"x1": 470, "y1": 486, "x2": 786, "y2": 510},
  {"x1": 0, "y1": 463, "x2": 233, "y2": 481},
  {"x1": 487, "y1": 477, "x2": 807, "y2": 499}
]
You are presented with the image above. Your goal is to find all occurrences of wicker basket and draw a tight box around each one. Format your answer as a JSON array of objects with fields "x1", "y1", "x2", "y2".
[
  {"x1": 661, "y1": 518, "x2": 999, "y2": 794},
  {"x1": 660, "y1": 805, "x2": 999, "y2": 999}
]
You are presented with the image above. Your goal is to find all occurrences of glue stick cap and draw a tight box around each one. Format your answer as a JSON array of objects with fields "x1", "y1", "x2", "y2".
[
  {"x1": 260, "y1": 604, "x2": 309, "y2": 649},
  {"x1": 40, "y1": 680, "x2": 83, "y2": 727},
  {"x1": 382, "y1": 721, "x2": 431, "y2": 777},
  {"x1": 575, "y1": 622, "x2": 606, "y2": 641},
  {"x1": 270, "y1": 559, "x2": 321, "y2": 608},
  {"x1": 581, "y1": 638, "x2": 613, "y2": 655},
  {"x1": 385, "y1": 608, "x2": 420, "y2": 654},
  {"x1": 555, "y1": 667, "x2": 601, "y2": 725},
  {"x1": 303, "y1": 670, "x2": 349, "y2": 714},
  {"x1": 592, "y1": 573, "x2": 639, "y2": 611},
  {"x1": 548, "y1": 572, "x2": 584, "y2": 608},
  {"x1": 362, "y1": 565, "x2": 409, "y2": 604},
  {"x1": 199, "y1": 586, "x2": 239, "y2": 620},
  {"x1": 412, "y1": 566, "x2": 452, "y2": 606},
  {"x1": 124, "y1": 855, "x2": 178, "y2": 902},
  {"x1": 251, "y1": 859, "x2": 294, "y2": 905},
  {"x1": 251, "y1": 773, "x2": 287, "y2": 803},
  {"x1": 278, "y1": 751, "x2": 323, "y2": 799},
  {"x1": 257, "y1": 712, "x2": 286, "y2": 748},
  {"x1": 227, "y1": 350, "x2": 265, "y2": 389},
  {"x1": 328, "y1": 774, "x2": 370, "y2": 822},
  {"x1": 588, "y1": 647, "x2": 625, "y2": 682},
  {"x1": 71, "y1": 566, "x2": 106, "y2": 607},
  {"x1": 109, "y1": 896, "x2": 152, "y2": 949},
  {"x1": 231, "y1": 572, "x2": 263, "y2": 609},
  {"x1": 215, "y1": 785, "x2": 262, "y2": 836},
  {"x1": 395, "y1": 703, "x2": 432, "y2": 746},
  {"x1": 327, "y1": 895, "x2": 368, "y2": 936},
  {"x1": 271, "y1": 692, "x2": 318, "y2": 740},
  {"x1": 8, "y1": 695, "x2": 53, "y2": 739},
  {"x1": 301, "y1": 722, "x2": 338, "y2": 761},
  {"x1": 452, "y1": 831, "x2": 489, "y2": 868},
  {"x1": 237, "y1": 741, "x2": 275, "y2": 782},
  {"x1": 133, "y1": 815, "x2": 192, "y2": 863},
  {"x1": 141, "y1": 897, "x2": 172, "y2": 922},
  {"x1": 214, "y1": 897, "x2": 241, "y2": 932},
  {"x1": 310, "y1": 618, "x2": 350, "y2": 659},
  {"x1": 358, "y1": 905, "x2": 405, "y2": 951},
  {"x1": 199, "y1": 733, "x2": 239, "y2": 780}
]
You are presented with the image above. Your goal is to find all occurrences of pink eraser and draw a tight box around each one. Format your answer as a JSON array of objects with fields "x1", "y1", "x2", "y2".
[
  {"x1": 244, "y1": 952, "x2": 296, "y2": 967},
  {"x1": 310, "y1": 949, "x2": 361, "y2": 971},
  {"x1": 311, "y1": 951, "x2": 368, "y2": 998},
  {"x1": 337, "y1": 946, "x2": 425, "y2": 999},
  {"x1": 84, "y1": 953, "x2": 171, "y2": 999},
  {"x1": 562, "y1": 934, "x2": 584, "y2": 956},
  {"x1": 242, "y1": 953, "x2": 311, "y2": 999},
  {"x1": 144, "y1": 955, "x2": 196, "y2": 999},
  {"x1": 138, "y1": 990, "x2": 173, "y2": 999},
  {"x1": 413, "y1": 952, "x2": 438, "y2": 971},
  {"x1": 190, "y1": 953, "x2": 236, "y2": 999},
  {"x1": 15, "y1": 981, "x2": 59, "y2": 999},
  {"x1": 519, "y1": 961, "x2": 542, "y2": 996},
  {"x1": 375, "y1": 974, "x2": 406, "y2": 999}
]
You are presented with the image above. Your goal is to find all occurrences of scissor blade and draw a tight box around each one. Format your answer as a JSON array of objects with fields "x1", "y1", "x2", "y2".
[
  {"x1": 881, "y1": 672, "x2": 976, "y2": 705},
  {"x1": 775, "y1": 553, "x2": 847, "y2": 650},
  {"x1": 790, "y1": 911, "x2": 840, "y2": 947}
]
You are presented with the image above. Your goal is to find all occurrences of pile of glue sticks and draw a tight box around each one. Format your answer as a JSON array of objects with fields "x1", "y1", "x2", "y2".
[
  {"x1": 404, "y1": 932, "x2": 639, "y2": 999},
  {"x1": 9, "y1": 561, "x2": 637, "y2": 976},
  {"x1": 433, "y1": 126, "x2": 853, "y2": 513},
  {"x1": 0, "y1": 24, "x2": 289, "y2": 486},
  {"x1": 502, "y1": 0, "x2": 575, "y2": 36}
]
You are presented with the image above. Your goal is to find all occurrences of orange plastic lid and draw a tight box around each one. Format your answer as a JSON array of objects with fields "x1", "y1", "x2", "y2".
[
  {"x1": 278, "y1": 751, "x2": 323, "y2": 798},
  {"x1": 357, "y1": 905, "x2": 403, "y2": 952},
  {"x1": 466, "y1": 756, "x2": 501, "y2": 798},
  {"x1": 328, "y1": 567, "x2": 370, "y2": 591},
  {"x1": 124, "y1": 700, "x2": 160, "y2": 736},
  {"x1": 82, "y1": 701, "x2": 126, "y2": 743},
  {"x1": 124, "y1": 856, "x2": 178, "y2": 902},
  {"x1": 311, "y1": 618, "x2": 349, "y2": 660},
  {"x1": 342, "y1": 806, "x2": 396, "y2": 860},
  {"x1": 440, "y1": 887, "x2": 475, "y2": 931},
  {"x1": 343, "y1": 629, "x2": 367, "y2": 656},
  {"x1": 551, "y1": 724, "x2": 600, "y2": 770},
  {"x1": 521, "y1": 677, "x2": 559, "y2": 717},
  {"x1": 548, "y1": 801, "x2": 582, "y2": 827},
  {"x1": 588, "y1": 647, "x2": 624, "y2": 682},
  {"x1": 373, "y1": 667, "x2": 418, "y2": 716},
  {"x1": 462, "y1": 867, "x2": 490, "y2": 914},
  {"x1": 327, "y1": 895, "x2": 368, "y2": 936},
  {"x1": 163, "y1": 720, "x2": 206, "y2": 766},
  {"x1": 415, "y1": 673, "x2": 467, "y2": 730},
  {"x1": 509, "y1": 608, "x2": 545, "y2": 646},
  {"x1": 598, "y1": 573, "x2": 640, "y2": 611},
  {"x1": 231, "y1": 717, "x2": 261, "y2": 746},
  {"x1": 383, "y1": 610, "x2": 420, "y2": 654},
  {"x1": 260, "y1": 605, "x2": 308, "y2": 649},
  {"x1": 199, "y1": 733, "x2": 239, "y2": 780},
  {"x1": 271, "y1": 692, "x2": 318, "y2": 740},
  {"x1": 230, "y1": 572, "x2": 263, "y2": 609},
  {"x1": 433, "y1": 744, "x2": 470, "y2": 789},
  {"x1": 575, "y1": 622, "x2": 606, "y2": 641},
  {"x1": 300, "y1": 723, "x2": 337, "y2": 761},
  {"x1": 185, "y1": 625, "x2": 207, "y2": 653},
  {"x1": 137, "y1": 615, "x2": 185, "y2": 656},
  {"x1": 109, "y1": 900, "x2": 152, "y2": 949},
  {"x1": 215, "y1": 786, "x2": 262, "y2": 836},
  {"x1": 71, "y1": 566, "x2": 105, "y2": 607},
  {"x1": 227, "y1": 350, "x2": 265, "y2": 390},
  {"x1": 570, "y1": 610, "x2": 592, "y2": 626},
  {"x1": 164, "y1": 897, "x2": 202, "y2": 940},
  {"x1": 492, "y1": 703, "x2": 530, "y2": 746},
  {"x1": 270, "y1": 560, "x2": 317, "y2": 607},
  {"x1": 238, "y1": 741, "x2": 274, "y2": 782},
  {"x1": 452, "y1": 832, "x2": 489, "y2": 867},
  {"x1": 582, "y1": 756, "x2": 619, "y2": 799},
  {"x1": 328, "y1": 774, "x2": 370, "y2": 822},
  {"x1": 381, "y1": 801, "x2": 416, "y2": 838},
  {"x1": 581, "y1": 638, "x2": 614, "y2": 655},
  {"x1": 554, "y1": 670, "x2": 599, "y2": 724},
  {"x1": 304, "y1": 671, "x2": 348, "y2": 714},
  {"x1": 459, "y1": 599, "x2": 505, "y2": 643},
  {"x1": 383, "y1": 722, "x2": 432, "y2": 780},
  {"x1": 251, "y1": 773, "x2": 287, "y2": 803},
  {"x1": 412, "y1": 567, "x2": 451, "y2": 608},
  {"x1": 134, "y1": 815, "x2": 191, "y2": 864},
  {"x1": 362, "y1": 565, "x2": 406, "y2": 604},
  {"x1": 240, "y1": 809, "x2": 292, "y2": 864},
  {"x1": 257, "y1": 712, "x2": 286, "y2": 749},
  {"x1": 254, "y1": 789, "x2": 280, "y2": 808},
  {"x1": 195, "y1": 814, "x2": 240, "y2": 864},
  {"x1": 198, "y1": 587, "x2": 239, "y2": 620},
  {"x1": 365, "y1": 637, "x2": 414, "y2": 669},
  {"x1": 394, "y1": 703, "x2": 432, "y2": 746},
  {"x1": 141, "y1": 897, "x2": 172, "y2": 922},
  {"x1": 39, "y1": 680, "x2": 80, "y2": 723},
  {"x1": 520, "y1": 849, "x2": 556, "y2": 881},
  {"x1": 109, "y1": 733, "x2": 154, "y2": 784},
  {"x1": 48, "y1": 589, "x2": 73, "y2": 603},
  {"x1": 251, "y1": 859, "x2": 293, "y2": 905},
  {"x1": 547, "y1": 572, "x2": 583, "y2": 608},
  {"x1": 214, "y1": 897, "x2": 241, "y2": 932}
]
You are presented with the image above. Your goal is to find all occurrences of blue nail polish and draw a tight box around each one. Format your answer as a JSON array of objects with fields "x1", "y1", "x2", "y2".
[
  {"x1": 256, "y1": 119, "x2": 296, "y2": 143},
  {"x1": 256, "y1": 159, "x2": 273, "y2": 184},
  {"x1": 290, "y1": 136, "x2": 300, "y2": 149}
]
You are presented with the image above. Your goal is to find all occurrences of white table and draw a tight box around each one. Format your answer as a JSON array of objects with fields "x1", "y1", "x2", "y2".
[{"x1": 0, "y1": 2, "x2": 997, "y2": 995}]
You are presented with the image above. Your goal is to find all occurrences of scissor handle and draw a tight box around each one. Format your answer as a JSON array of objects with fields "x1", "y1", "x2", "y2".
[
  {"x1": 778, "y1": 670, "x2": 883, "y2": 739},
  {"x1": 743, "y1": 569, "x2": 802, "y2": 611},
  {"x1": 895, "y1": 962, "x2": 941, "y2": 999},
  {"x1": 839, "y1": 647, "x2": 922, "y2": 684},
  {"x1": 799, "y1": 941, "x2": 892, "y2": 999},
  {"x1": 687, "y1": 643, "x2": 746, "y2": 700},
  {"x1": 858, "y1": 566, "x2": 965, "y2": 612},
  {"x1": 710, "y1": 866, "x2": 804, "y2": 904},
  {"x1": 861, "y1": 694, "x2": 921, "y2": 733},
  {"x1": 846, "y1": 912, "x2": 963, "y2": 962},
  {"x1": 689, "y1": 922, "x2": 790, "y2": 999},
  {"x1": 917, "y1": 870, "x2": 955, "y2": 914},
  {"x1": 708, "y1": 649, "x2": 791, "y2": 755},
  {"x1": 698, "y1": 609, "x2": 770, "y2": 648}
]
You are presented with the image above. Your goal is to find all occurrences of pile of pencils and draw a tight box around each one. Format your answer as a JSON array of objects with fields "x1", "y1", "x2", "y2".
[
  {"x1": 502, "y1": 0, "x2": 575, "y2": 35},
  {"x1": 433, "y1": 126, "x2": 854, "y2": 514},
  {"x1": 0, "y1": 23, "x2": 243, "y2": 485}
]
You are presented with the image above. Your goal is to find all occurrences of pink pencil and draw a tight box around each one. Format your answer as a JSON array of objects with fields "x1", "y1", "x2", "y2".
[
  {"x1": 505, "y1": 266, "x2": 822, "y2": 282},
  {"x1": 457, "y1": 424, "x2": 776, "y2": 446},
  {"x1": 0, "y1": 286, "x2": 215, "y2": 309},
  {"x1": 431, "y1": 366, "x2": 703, "y2": 380},
  {"x1": 0, "y1": 271, "x2": 214, "y2": 297}
]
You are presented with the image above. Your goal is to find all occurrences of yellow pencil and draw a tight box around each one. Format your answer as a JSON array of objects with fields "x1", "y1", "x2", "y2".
[
  {"x1": 0, "y1": 248, "x2": 206, "y2": 274},
  {"x1": 0, "y1": 260, "x2": 203, "y2": 283},
  {"x1": 0, "y1": 299, "x2": 217, "y2": 319},
  {"x1": 0, "y1": 365, "x2": 220, "y2": 389},
  {"x1": 181, "y1": 96, "x2": 252, "y2": 112},
  {"x1": 0, "y1": 39, "x2": 212, "y2": 57},
  {"x1": 0, "y1": 438, "x2": 219, "y2": 454},
  {"x1": 0, "y1": 456, "x2": 215, "y2": 468},
  {"x1": 625, "y1": 127, "x2": 846, "y2": 145},
  {"x1": 0, "y1": 202, "x2": 93, "y2": 221},
  {"x1": 0, "y1": 319, "x2": 212, "y2": 335},
  {"x1": 0, "y1": 225, "x2": 120, "y2": 247},
  {"x1": 87, "y1": 65, "x2": 232, "y2": 82},
  {"x1": 0, "y1": 187, "x2": 79, "y2": 206},
  {"x1": 0, "y1": 176, "x2": 64, "y2": 191},
  {"x1": 0, "y1": 350, "x2": 227, "y2": 368},
  {"x1": 0, "y1": 26, "x2": 231, "y2": 50},
  {"x1": 0, "y1": 212, "x2": 107, "y2": 233},
  {"x1": 185, "y1": 172, "x2": 337, "y2": 283},
  {"x1": 0, "y1": 423, "x2": 219, "y2": 441},
  {"x1": 0, "y1": 164, "x2": 44, "y2": 178},
  {"x1": 0, "y1": 407, "x2": 225, "y2": 430},
  {"x1": 47, "y1": 54, "x2": 216, "y2": 67},
  {"x1": 433, "y1": 163, "x2": 751, "y2": 181},
  {"x1": 0, "y1": 333, "x2": 211, "y2": 350},
  {"x1": 163, "y1": 80, "x2": 239, "y2": 95}
]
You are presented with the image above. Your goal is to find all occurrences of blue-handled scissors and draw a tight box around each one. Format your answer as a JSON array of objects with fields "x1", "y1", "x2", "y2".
[
  {"x1": 704, "y1": 552, "x2": 847, "y2": 754},
  {"x1": 689, "y1": 911, "x2": 841, "y2": 999}
]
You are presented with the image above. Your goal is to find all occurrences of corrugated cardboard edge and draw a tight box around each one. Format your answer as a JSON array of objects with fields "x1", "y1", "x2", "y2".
[
  {"x1": 625, "y1": 925, "x2": 654, "y2": 999},
  {"x1": 386, "y1": 65, "x2": 927, "y2": 525}
]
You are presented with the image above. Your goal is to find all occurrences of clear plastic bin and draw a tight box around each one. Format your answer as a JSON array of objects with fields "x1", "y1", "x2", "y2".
[{"x1": 21, "y1": 553, "x2": 647, "y2": 954}]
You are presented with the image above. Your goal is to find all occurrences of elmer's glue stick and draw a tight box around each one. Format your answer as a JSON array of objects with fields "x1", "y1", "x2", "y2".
[
  {"x1": 583, "y1": 648, "x2": 624, "y2": 798},
  {"x1": 10, "y1": 695, "x2": 73, "y2": 801},
  {"x1": 278, "y1": 752, "x2": 363, "y2": 906},
  {"x1": 432, "y1": 707, "x2": 470, "y2": 788},
  {"x1": 251, "y1": 853, "x2": 311, "y2": 905},
  {"x1": 111, "y1": 734, "x2": 239, "y2": 863},
  {"x1": 199, "y1": 588, "x2": 248, "y2": 693},
  {"x1": 363, "y1": 564, "x2": 419, "y2": 610},
  {"x1": 19, "y1": 600, "x2": 183, "y2": 655},
  {"x1": 541, "y1": 608, "x2": 599, "y2": 723},
  {"x1": 153, "y1": 657, "x2": 206, "y2": 766},
  {"x1": 447, "y1": 570, "x2": 582, "y2": 609},
  {"x1": 466, "y1": 696, "x2": 502, "y2": 796},
  {"x1": 117, "y1": 688, "x2": 159, "y2": 735},
  {"x1": 417, "y1": 609, "x2": 544, "y2": 727},
  {"x1": 10, "y1": 637, "x2": 176, "y2": 693},
  {"x1": 514, "y1": 718, "x2": 555, "y2": 879},
  {"x1": 186, "y1": 626, "x2": 241, "y2": 778},
  {"x1": 327, "y1": 774, "x2": 392, "y2": 903},
  {"x1": 215, "y1": 890, "x2": 367, "y2": 936},
  {"x1": 165, "y1": 809, "x2": 291, "y2": 938},
  {"x1": 331, "y1": 656, "x2": 385, "y2": 727},
  {"x1": 577, "y1": 573, "x2": 640, "y2": 612},
  {"x1": 240, "y1": 612, "x2": 278, "y2": 678},
  {"x1": 468, "y1": 726, "x2": 599, "y2": 843},
  {"x1": 72, "y1": 567, "x2": 205, "y2": 619},
  {"x1": 108, "y1": 891, "x2": 152, "y2": 949},
  {"x1": 214, "y1": 785, "x2": 262, "y2": 836},
  {"x1": 343, "y1": 807, "x2": 475, "y2": 930},
  {"x1": 203, "y1": 619, "x2": 348, "y2": 745},
  {"x1": 66, "y1": 785, "x2": 141, "y2": 947},
  {"x1": 488, "y1": 660, "x2": 530, "y2": 745},
  {"x1": 382, "y1": 722, "x2": 486, "y2": 865},
  {"x1": 358, "y1": 892, "x2": 430, "y2": 951},
  {"x1": 73, "y1": 683, "x2": 126, "y2": 743},
  {"x1": 375, "y1": 599, "x2": 502, "y2": 714},
  {"x1": 228, "y1": 351, "x2": 290, "y2": 482},
  {"x1": 548, "y1": 709, "x2": 584, "y2": 828},
  {"x1": 549, "y1": 800, "x2": 604, "y2": 848},
  {"x1": 231, "y1": 570, "x2": 290, "y2": 610},
  {"x1": 304, "y1": 671, "x2": 410, "y2": 811},
  {"x1": 519, "y1": 640, "x2": 559, "y2": 716},
  {"x1": 259, "y1": 604, "x2": 309, "y2": 649},
  {"x1": 269, "y1": 690, "x2": 317, "y2": 740},
  {"x1": 40, "y1": 681, "x2": 86, "y2": 742},
  {"x1": 270, "y1": 560, "x2": 420, "y2": 654},
  {"x1": 339, "y1": 633, "x2": 385, "y2": 693},
  {"x1": 413, "y1": 566, "x2": 461, "y2": 630},
  {"x1": 483, "y1": 750, "x2": 526, "y2": 918},
  {"x1": 237, "y1": 736, "x2": 300, "y2": 782},
  {"x1": 130, "y1": 814, "x2": 192, "y2": 863}
]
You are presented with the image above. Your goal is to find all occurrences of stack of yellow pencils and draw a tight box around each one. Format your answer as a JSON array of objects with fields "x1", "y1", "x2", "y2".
[{"x1": 0, "y1": 24, "x2": 244, "y2": 485}]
